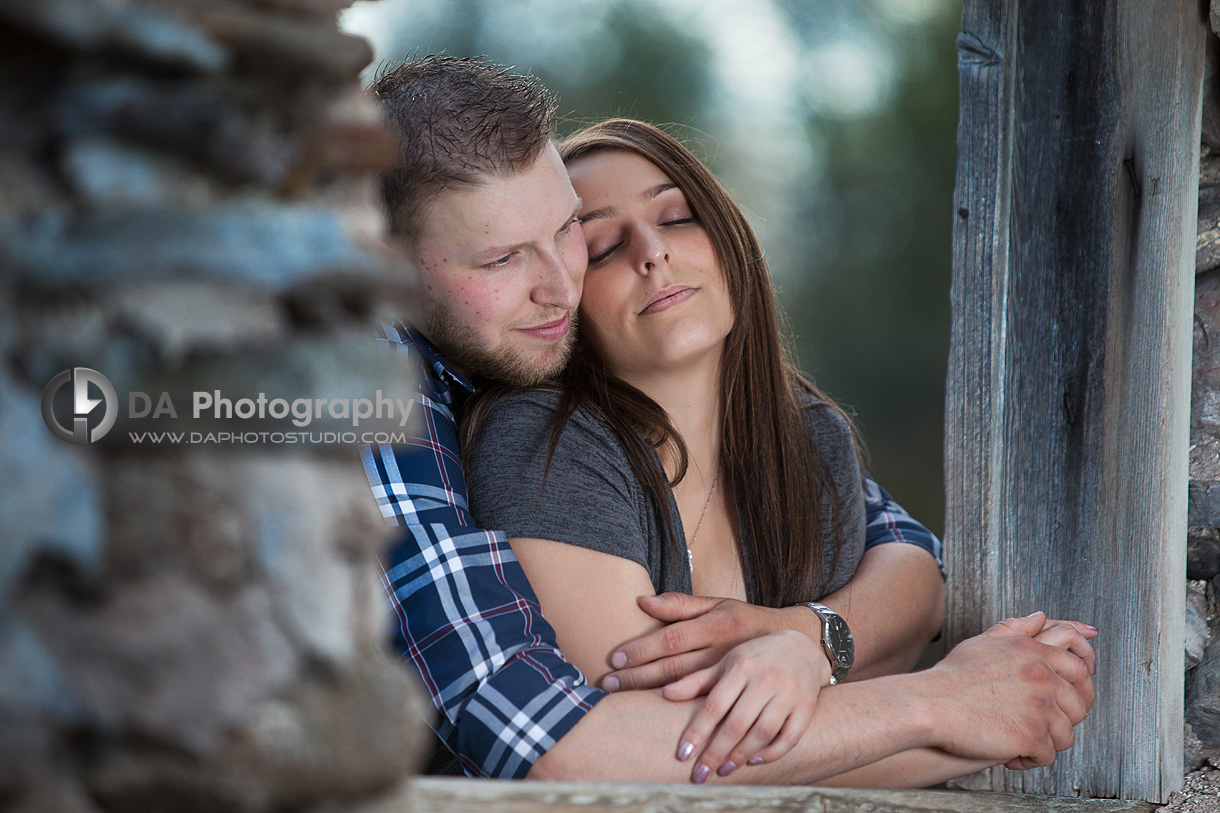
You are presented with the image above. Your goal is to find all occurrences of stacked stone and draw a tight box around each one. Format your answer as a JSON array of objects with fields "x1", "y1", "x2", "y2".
[
  {"x1": 1188, "y1": 25, "x2": 1220, "y2": 775},
  {"x1": 0, "y1": 0, "x2": 429, "y2": 811}
]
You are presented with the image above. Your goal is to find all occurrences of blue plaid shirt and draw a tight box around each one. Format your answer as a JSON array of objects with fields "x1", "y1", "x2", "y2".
[{"x1": 362, "y1": 324, "x2": 944, "y2": 779}]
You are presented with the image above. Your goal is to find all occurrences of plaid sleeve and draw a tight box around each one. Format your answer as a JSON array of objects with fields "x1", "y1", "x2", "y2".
[
  {"x1": 861, "y1": 471, "x2": 946, "y2": 579},
  {"x1": 361, "y1": 341, "x2": 603, "y2": 779}
]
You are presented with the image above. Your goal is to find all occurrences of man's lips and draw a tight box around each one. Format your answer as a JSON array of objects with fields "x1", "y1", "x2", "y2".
[
  {"x1": 639, "y1": 285, "x2": 696, "y2": 315},
  {"x1": 516, "y1": 312, "x2": 571, "y2": 342}
]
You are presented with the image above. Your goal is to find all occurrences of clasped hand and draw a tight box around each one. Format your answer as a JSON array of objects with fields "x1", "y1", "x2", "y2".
[
  {"x1": 603, "y1": 594, "x2": 1098, "y2": 782},
  {"x1": 602, "y1": 594, "x2": 828, "y2": 781},
  {"x1": 664, "y1": 629, "x2": 829, "y2": 782}
]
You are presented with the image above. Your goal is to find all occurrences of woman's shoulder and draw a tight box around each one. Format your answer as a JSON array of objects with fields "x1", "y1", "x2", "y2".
[
  {"x1": 477, "y1": 386, "x2": 560, "y2": 422},
  {"x1": 477, "y1": 388, "x2": 621, "y2": 443},
  {"x1": 796, "y1": 391, "x2": 855, "y2": 461},
  {"x1": 466, "y1": 387, "x2": 649, "y2": 547},
  {"x1": 468, "y1": 389, "x2": 635, "y2": 489}
]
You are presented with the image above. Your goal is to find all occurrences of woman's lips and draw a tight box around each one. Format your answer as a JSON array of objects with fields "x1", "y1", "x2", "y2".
[
  {"x1": 639, "y1": 286, "x2": 696, "y2": 315},
  {"x1": 517, "y1": 312, "x2": 571, "y2": 342}
]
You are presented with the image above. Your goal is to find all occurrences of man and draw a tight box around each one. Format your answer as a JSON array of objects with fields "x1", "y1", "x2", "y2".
[{"x1": 361, "y1": 55, "x2": 1094, "y2": 784}]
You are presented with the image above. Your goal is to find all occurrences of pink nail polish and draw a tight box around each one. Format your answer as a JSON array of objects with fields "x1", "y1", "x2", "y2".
[
  {"x1": 1085, "y1": 623, "x2": 1099, "y2": 632},
  {"x1": 693, "y1": 764, "x2": 711, "y2": 784},
  {"x1": 678, "y1": 741, "x2": 694, "y2": 761},
  {"x1": 747, "y1": 756, "x2": 764, "y2": 766},
  {"x1": 717, "y1": 761, "x2": 736, "y2": 777}
]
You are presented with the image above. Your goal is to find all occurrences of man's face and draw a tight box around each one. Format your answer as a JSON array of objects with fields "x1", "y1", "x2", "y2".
[{"x1": 413, "y1": 143, "x2": 587, "y2": 385}]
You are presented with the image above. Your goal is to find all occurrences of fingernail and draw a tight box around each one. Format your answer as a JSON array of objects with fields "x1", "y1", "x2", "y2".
[
  {"x1": 717, "y1": 760, "x2": 736, "y2": 777},
  {"x1": 1085, "y1": 623, "x2": 1099, "y2": 632},
  {"x1": 603, "y1": 675, "x2": 620, "y2": 692},
  {"x1": 678, "y1": 741, "x2": 694, "y2": 761},
  {"x1": 1090, "y1": 662, "x2": 1097, "y2": 676},
  {"x1": 693, "y1": 764, "x2": 711, "y2": 784},
  {"x1": 610, "y1": 652, "x2": 627, "y2": 669},
  {"x1": 641, "y1": 594, "x2": 662, "y2": 602},
  {"x1": 748, "y1": 756, "x2": 764, "y2": 766},
  {"x1": 1024, "y1": 611, "x2": 1043, "y2": 618}
]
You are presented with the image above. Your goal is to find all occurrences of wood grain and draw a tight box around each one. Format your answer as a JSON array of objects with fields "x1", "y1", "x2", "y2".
[
  {"x1": 945, "y1": 0, "x2": 1206, "y2": 803},
  {"x1": 408, "y1": 777, "x2": 1158, "y2": 813}
]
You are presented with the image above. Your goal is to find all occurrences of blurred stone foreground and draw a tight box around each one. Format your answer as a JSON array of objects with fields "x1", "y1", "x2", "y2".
[{"x1": 0, "y1": 0, "x2": 431, "y2": 810}]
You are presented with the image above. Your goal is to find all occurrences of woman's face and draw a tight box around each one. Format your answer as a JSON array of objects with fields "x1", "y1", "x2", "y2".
[{"x1": 566, "y1": 149, "x2": 734, "y2": 384}]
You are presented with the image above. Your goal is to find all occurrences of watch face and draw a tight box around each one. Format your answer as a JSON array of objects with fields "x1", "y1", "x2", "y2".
[{"x1": 829, "y1": 616, "x2": 854, "y2": 665}]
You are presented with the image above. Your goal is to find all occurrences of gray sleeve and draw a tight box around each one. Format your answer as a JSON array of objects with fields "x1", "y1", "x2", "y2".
[
  {"x1": 804, "y1": 404, "x2": 867, "y2": 597},
  {"x1": 466, "y1": 391, "x2": 651, "y2": 572}
]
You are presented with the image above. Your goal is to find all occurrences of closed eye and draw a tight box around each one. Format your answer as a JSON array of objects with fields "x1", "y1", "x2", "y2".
[
  {"x1": 486, "y1": 252, "x2": 515, "y2": 268},
  {"x1": 588, "y1": 242, "x2": 620, "y2": 265}
]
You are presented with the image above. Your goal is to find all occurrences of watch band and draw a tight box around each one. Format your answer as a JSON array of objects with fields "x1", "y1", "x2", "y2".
[{"x1": 803, "y1": 601, "x2": 854, "y2": 685}]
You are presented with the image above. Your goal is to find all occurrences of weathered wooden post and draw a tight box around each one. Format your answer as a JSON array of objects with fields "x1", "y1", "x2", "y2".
[{"x1": 945, "y1": 1, "x2": 1206, "y2": 804}]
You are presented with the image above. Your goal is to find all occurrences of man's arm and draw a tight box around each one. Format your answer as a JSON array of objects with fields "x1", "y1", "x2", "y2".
[
  {"x1": 602, "y1": 473, "x2": 944, "y2": 690},
  {"x1": 837, "y1": 472, "x2": 946, "y2": 676},
  {"x1": 530, "y1": 613, "x2": 1094, "y2": 785},
  {"x1": 819, "y1": 542, "x2": 944, "y2": 680},
  {"x1": 361, "y1": 326, "x2": 604, "y2": 778},
  {"x1": 508, "y1": 527, "x2": 1095, "y2": 786}
]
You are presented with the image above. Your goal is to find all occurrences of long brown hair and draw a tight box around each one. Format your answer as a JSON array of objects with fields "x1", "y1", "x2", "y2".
[{"x1": 550, "y1": 119, "x2": 855, "y2": 607}]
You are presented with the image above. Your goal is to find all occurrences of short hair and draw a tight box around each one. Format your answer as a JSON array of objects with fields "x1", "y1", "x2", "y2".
[{"x1": 371, "y1": 55, "x2": 558, "y2": 242}]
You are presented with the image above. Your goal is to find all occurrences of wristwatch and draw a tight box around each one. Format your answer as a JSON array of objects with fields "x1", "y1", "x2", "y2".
[{"x1": 803, "y1": 601, "x2": 854, "y2": 684}]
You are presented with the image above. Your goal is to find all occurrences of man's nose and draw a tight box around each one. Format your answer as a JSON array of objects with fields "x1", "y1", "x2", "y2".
[{"x1": 532, "y1": 247, "x2": 581, "y2": 309}]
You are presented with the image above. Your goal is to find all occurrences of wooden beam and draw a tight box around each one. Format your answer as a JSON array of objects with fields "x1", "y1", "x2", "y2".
[
  {"x1": 945, "y1": 0, "x2": 1206, "y2": 803},
  {"x1": 408, "y1": 778, "x2": 1157, "y2": 813}
]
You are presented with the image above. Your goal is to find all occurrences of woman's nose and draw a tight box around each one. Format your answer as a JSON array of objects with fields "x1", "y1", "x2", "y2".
[{"x1": 635, "y1": 226, "x2": 670, "y2": 274}]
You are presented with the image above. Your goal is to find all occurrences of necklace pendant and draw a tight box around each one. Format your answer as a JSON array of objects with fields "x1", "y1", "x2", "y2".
[{"x1": 685, "y1": 469, "x2": 718, "y2": 579}]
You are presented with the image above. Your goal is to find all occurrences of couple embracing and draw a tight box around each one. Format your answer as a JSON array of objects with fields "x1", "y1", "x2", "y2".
[{"x1": 362, "y1": 55, "x2": 1097, "y2": 785}]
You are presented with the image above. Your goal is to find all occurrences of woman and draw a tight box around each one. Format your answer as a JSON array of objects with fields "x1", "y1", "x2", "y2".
[
  {"x1": 464, "y1": 118, "x2": 873, "y2": 782},
  {"x1": 463, "y1": 118, "x2": 1102, "y2": 788}
]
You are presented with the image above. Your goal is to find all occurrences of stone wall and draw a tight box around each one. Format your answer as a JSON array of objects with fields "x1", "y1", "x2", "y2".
[
  {"x1": 0, "y1": 0, "x2": 429, "y2": 811},
  {"x1": 1186, "y1": 24, "x2": 1220, "y2": 778}
]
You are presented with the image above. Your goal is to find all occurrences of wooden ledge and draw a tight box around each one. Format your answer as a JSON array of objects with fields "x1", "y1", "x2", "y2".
[{"x1": 409, "y1": 777, "x2": 1158, "y2": 812}]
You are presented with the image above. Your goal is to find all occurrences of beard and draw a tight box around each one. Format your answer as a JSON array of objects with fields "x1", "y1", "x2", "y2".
[{"x1": 422, "y1": 296, "x2": 577, "y2": 387}]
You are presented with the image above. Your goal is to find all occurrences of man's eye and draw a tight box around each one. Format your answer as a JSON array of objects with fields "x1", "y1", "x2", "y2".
[
  {"x1": 558, "y1": 215, "x2": 579, "y2": 235},
  {"x1": 487, "y1": 253, "x2": 514, "y2": 268}
]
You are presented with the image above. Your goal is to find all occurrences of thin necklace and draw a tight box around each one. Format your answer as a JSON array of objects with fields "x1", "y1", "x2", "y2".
[{"x1": 686, "y1": 470, "x2": 720, "y2": 575}]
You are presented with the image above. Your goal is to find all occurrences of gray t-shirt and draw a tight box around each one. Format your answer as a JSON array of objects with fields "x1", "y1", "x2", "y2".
[{"x1": 467, "y1": 390, "x2": 864, "y2": 602}]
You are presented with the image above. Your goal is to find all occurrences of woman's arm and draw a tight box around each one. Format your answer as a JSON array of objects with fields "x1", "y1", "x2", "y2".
[
  {"x1": 511, "y1": 536, "x2": 831, "y2": 779},
  {"x1": 508, "y1": 537, "x2": 664, "y2": 687},
  {"x1": 531, "y1": 612, "x2": 1095, "y2": 786}
]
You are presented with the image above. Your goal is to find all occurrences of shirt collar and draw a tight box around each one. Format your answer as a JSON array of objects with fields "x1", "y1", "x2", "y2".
[{"x1": 406, "y1": 327, "x2": 478, "y2": 405}]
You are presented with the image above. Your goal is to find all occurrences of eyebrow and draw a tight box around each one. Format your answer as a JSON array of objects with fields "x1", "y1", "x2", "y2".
[
  {"x1": 475, "y1": 197, "x2": 583, "y2": 261},
  {"x1": 579, "y1": 182, "x2": 679, "y2": 224}
]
